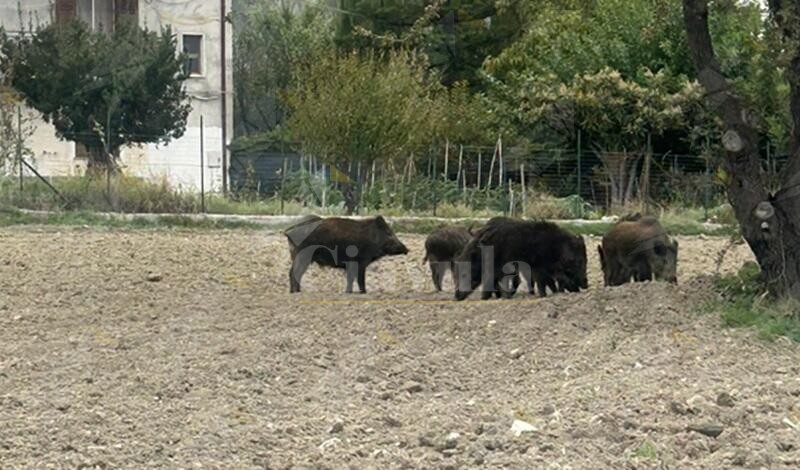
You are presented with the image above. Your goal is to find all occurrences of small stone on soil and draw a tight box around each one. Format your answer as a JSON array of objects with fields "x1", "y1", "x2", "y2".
[
  {"x1": 328, "y1": 419, "x2": 344, "y2": 434},
  {"x1": 418, "y1": 433, "x2": 436, "y2": 448},
  {"x1": 441, "y1": 432, "x2": 460, "y2": 450},
  {"x1": 510, "y1": 419, "x2": 537, "y2": 436},
  {"x1": 383, "y1": 415, "x2": 402, "y2": 428},
  {"x1": 509, "y1": 348, "x2": 523, "y2": 359},
  {"x1": 777, "y1": 441, "x2": 794, "y2": 452},
  {"x1": 402, "y1": 381, "x2": 423, "y2": 393},
  {"x1": 688, "y1": 423, "x2": 724, "y2": 438},
  {"x1": 540, "y1": 404, "x2": 556, "y2": 416},
  {"x1": 716, "y1": 392, "x2": 735, "y2": 407}
]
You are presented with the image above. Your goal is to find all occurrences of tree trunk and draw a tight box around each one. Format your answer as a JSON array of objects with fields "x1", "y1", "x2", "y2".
[
  {"x1": 684, "y1": 0, "x2": 800, "y2": 297},
  {"x1": 340, "y1": 160, "x2": 364, "y2": 215},
  {"x1": 84, "y1": 143, "x2": 118, "y2": 175},
  {"x1": 598, "y1": 151, "x2": 641, "y2": 209}
]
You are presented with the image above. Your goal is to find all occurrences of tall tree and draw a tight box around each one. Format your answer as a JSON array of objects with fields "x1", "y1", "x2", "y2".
[
  {"x1": 233, "y1": 0, "x2": 334, "y2": 136},
  {"x1": 683, "y1": 0, "x2": 800, "y2": 298},
  {"x1": 284, "y1": 50, "x2": 442, "y2": 213},
  {"x1": 518, "y1": 67, "x2": 702, "y2": 206},
  {"x1": 336, "y1": 0, "x2": 526, "y2": 88},
  {"x1": 0, "y1": 18, "x2": 190, "y2": 170}
]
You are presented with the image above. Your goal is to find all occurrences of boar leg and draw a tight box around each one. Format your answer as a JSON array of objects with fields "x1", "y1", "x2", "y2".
[
  {"x1": 345, "y1": 261, "x2": 358, "y2": 293},
  {"x1": 430, "y1": 262, "x2": 445, "y2": 291},
  {"x1": 548, "y1": 276, "x2": 560, "y2": 293},
  {"x1": 289, "y1": 256, "x2": 311, "y2": 293},
  {"x1": 357, "y1": 264, "x2": 367, "y2": 294},
  {"x1": 633, "y1": 260, "x2": 652, "y2": 282},
  {"x1": 481, "y1": 260, "x2": 498, "y2": 300}
]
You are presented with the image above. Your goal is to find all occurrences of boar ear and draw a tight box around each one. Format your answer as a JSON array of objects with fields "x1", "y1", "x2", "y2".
[{"x1": 374, "y1": 215, "x2": 389, "y2": 228}]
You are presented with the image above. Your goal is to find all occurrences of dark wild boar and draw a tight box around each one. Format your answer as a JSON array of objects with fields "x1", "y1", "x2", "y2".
[
  {"x1": 598, "y1": 215, "x2": 678, "y2": 286},
  {"x1": 423, "y1": 226, "x2": 473, "y2": 291},
  {"x1": 482, "y1": 217, "x2": 563, "y2": 297},
  {"x1": 454, "y1": 219, "x2": 588, "y2": 301},
  {"x1": 285, "y1": 215, "x2": 409, "y2": 293}
]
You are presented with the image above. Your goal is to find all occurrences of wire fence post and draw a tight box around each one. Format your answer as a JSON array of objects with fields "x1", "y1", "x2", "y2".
[
  {"x1": 17, "y1": 105, "x2": 22, "y2": 195},
  {"x1": 477, "y1": 151, "x2": 482, "y2": 190},
  {"x1": 280, "y1": 158, "x2": 287, "y2": 215},
  {"x1": 704, "y1": 157, "x2": 711, "y2": 222},
  {"x1": 432, "y1": 153, "x2": 438, "y2": 217},
  {"x1": 200, "y1": 115, "x2": 206, "y2": 213},
  {"x1": 105, "y1": 111, "x2": 112, "y2": 209},
  {"x1": 704, "y1": 135, "x2": 711, "y2": 221},
  {"x1": 576, "y1": 129, "x2": 582, "y2": 199},
  {"x1": 642, "y1": 132, "x2": 652, "y2": 214},
  {"x1": 520, "y1": 163, "x2": 527, "y2": 217}
]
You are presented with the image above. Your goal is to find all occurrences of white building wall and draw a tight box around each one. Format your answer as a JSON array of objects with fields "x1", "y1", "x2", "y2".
[{"x1": 1, "y1": 0, "x2": 234, "y2": 193}]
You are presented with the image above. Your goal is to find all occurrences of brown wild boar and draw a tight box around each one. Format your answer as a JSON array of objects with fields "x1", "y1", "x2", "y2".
[
  {"x1": 423, "y1": 226, "x2": 473, "y2": 291},
  {"x1": 598, "y1": 215, "x2": 678, "y2": 286},
  {"x1": 285, "y1": 215, "x2": 409, "y2": 293}
]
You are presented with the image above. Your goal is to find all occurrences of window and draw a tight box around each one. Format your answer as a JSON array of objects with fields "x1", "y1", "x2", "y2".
[
  {"x1": 75, "y1": 0, "x2": 113, "y2": 33},
  {"x1": 55, "y1": 0, "x2": 138, "y2": 31},
  {"x1": 182, "y1": 34, "x2": 203, "y2": 77}
]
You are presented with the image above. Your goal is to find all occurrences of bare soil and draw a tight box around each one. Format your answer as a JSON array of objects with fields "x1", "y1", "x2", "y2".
[{"x1": 2, "y1": 227, "x2": 800, "y2": 469}]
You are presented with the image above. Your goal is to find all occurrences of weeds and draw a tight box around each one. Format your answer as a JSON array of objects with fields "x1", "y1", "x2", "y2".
[
  {"x1": 0, "y1": 208, "x2": 259, "y2": 230},
  {"x1": 709, "y1": 262, "x2": 800, "y2": 342}
]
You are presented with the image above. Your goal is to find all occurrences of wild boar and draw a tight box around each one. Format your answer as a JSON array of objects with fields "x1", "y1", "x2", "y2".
[
  {"x1": 482, "y1": 217, "x2": 574, "y2": 297},
  {"x1": 598, "y1": 215, "x2": 678, "y2": 286},
  {"x1": 423, "y1": 226, "x2": 473, "y2": 291},
  {"x1": 285, "y1": 215, "x2": 409, "y2": 293},
  {"x1": 454, "y1": 219, "x2": 588, "y2": 300}
]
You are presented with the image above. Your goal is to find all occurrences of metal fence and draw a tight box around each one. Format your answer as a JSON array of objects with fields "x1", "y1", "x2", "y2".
[{"x1": 0, "y1": 101, "x2": 787, "y2": 217}]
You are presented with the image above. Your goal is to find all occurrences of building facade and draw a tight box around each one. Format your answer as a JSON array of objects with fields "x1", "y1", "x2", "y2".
[{"x1": 0, "y1": 0, "x2": 234, "y2": 192}]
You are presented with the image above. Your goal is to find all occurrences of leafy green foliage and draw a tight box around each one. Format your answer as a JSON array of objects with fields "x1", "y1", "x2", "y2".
[
  {"x1": 0, "y1": 19, "x2": 190, "y2": 168},
  {"x1": 486, "y1": 0, "x2": 692, "y2": 85},
  {"x1": 519, "y1": 67, "x2": 702, "y2": 153},
  {"x1": 0, "y1": 85, "x2": 35, "y2": 171},
  {"x1": 485, "y1": 0, "x2": 787, "y2": 153},
  {"x1": 284, "y1": 50, "x2": 442, "y2": 173},
  {"x1": 336, "y1": 0, "x2": 526, "y2": 88},
  {"x1": 233, "y1": 0, "x2": 334, "y2": 136}
]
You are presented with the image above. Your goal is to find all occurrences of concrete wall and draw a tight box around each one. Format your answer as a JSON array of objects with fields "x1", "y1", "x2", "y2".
[{"x1": 1, "y1": 0, "x2": 234, "y2": 192}]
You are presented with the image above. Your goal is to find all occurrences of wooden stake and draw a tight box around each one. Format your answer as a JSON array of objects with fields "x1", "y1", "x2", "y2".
[
  {"x1": 520, "y1": 163, "x2": 527, "y2": 216},
  {"x1": 487, "y1": 143, "x2": 497, "y2": 190},
  {"x1": 444, "y1": 139, "x2": 449, "y2": 181},
  {"x1": 456, "y1": 145, "x2": 463, "y2": 188},
  {"x1": 509, "y1": 185, "x2": 515, "y2": 215},
  {"x1": 498, "y1": 136, "x2": 503, "y2": 188},
  {"x1": 477, "y1": 151, "x2": 482, "y2": 189}
]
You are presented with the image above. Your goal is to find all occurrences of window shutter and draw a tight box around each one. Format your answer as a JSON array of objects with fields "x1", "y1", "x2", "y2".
[{"x1": 55, "y1": 0, "x2": 76, "y2": 24}]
